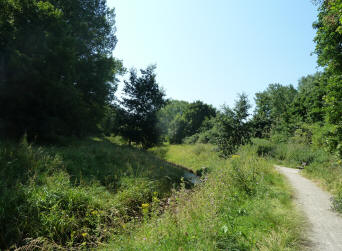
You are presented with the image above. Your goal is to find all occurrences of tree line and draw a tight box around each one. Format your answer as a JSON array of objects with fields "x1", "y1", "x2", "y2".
[
  {"x1": 1, "y1": 0, "x2": 342, "y2": 158},
  {"x1": 0, "y1": 0, "x2": 166, "y2": 148}
]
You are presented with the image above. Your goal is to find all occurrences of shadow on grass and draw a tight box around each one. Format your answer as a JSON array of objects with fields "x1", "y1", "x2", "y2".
[{"x1": 0, "y1": 137, "x2": 191, "y2": 249}]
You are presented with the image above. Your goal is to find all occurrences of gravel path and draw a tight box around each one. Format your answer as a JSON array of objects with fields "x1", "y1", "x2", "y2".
[{"x1": 275, "y1": 165, "x2": 342, "y2": 251}]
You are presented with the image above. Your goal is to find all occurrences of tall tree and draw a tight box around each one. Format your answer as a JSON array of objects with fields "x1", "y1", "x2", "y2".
[
  {"x1": 312, "y1": 0, "x2": 342, "y2": 156},
  {"x1": 162, "y1": 100, "x2": 216, "y2": 144},
  {"x1": 0, "y1": 0, "x2": 122, "y2": 141},
  {"x1": 120, "y1": 65, "x2": 166, "y2": 148},
  {"x1": 157, "y1": 100, "x2": 189, "y2": 142},
  {"x1": 313, "y1": 0, "x2": 342, "y2": 125},
  {"x1": 291, "y1": 72, "x2": 326, "y2": 123},
  {"x1": 216, "y1": 94, "x2": 251, "y2": 157},
  {"x1": 252, "y1": 84, "x2": 297, "y2": 137}
]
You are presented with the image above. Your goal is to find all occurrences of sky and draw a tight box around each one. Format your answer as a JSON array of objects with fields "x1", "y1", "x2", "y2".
[{"x1": 107, "y1": 0, "x2": 320, "y2": 109}]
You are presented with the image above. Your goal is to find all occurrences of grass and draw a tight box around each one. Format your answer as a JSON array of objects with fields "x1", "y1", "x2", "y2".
[
  {"x1": 1, "y1": 138, "x2": 307, "y2": 250},
  {"x1": 252, "y1": 138, "x2": 342, "y2": 213},
  {"x1": 0, "y1": 136, "x2": 188, "y2": 250},
  {"x1": 101, "y1": 144, "x2": 305, "y2": 250},
  {"x1": 150, "y1": 143, "x2": 219, "y2": 172}
]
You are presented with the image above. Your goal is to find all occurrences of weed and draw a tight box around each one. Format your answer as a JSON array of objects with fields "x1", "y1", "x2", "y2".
[
  {"x1": 101, "y1": 144, "x2": 304, "y2": 250},
  {"x1": 0, "y1": 137, "x2": 186, "y2": 249}
]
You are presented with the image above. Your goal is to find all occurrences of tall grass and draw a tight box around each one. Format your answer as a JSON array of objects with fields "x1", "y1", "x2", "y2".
[
  {"x1": 102, "y1": 144, "x2": 305, "y2": 250},
  {"x1": 0, "y1": 137, "x2": 187, "y2": 250},
  {"x1": 150, "y1": 143, "x2": 219, "y2": 172},
  {"x1": 252, "y1": 138, "x2": 342, "y2": 213}
]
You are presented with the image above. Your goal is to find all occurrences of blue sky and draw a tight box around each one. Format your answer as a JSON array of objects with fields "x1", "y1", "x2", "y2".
[{"x1": 107, "y1": 0, "x2": 319, "y2": 108}]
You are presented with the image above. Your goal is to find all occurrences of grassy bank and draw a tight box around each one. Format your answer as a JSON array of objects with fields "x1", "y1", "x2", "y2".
[
  {"x1": 102, "y1": 144, "x2": 305, "y2": 250},
  {"x1": 252, "y1": 138, "x2": 342, "y2": 213},
  {"x1": 0, "y1": 137, "x2": 187, "y2": 250},
  {"x1": 150, "y1": 144, "x2": 218, "y2": 172}
]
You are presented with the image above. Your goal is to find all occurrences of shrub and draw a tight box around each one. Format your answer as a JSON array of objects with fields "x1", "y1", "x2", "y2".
[
  {"x1": 0, "y1": 138, "x2": 187, "y2": 250},
  {"x1": 332, "y1": 190, "x2": 342, "y2": 213},
  {"x1": 252, "y1": 138, "x2": 274, "y2": 157},
  {"x1": 183, "y1": 134, "x2": 199, "y2": 144}
]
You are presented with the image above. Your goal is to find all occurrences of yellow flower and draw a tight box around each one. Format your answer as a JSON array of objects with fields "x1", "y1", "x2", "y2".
[
  {"x1": 142, "y1": 203, "x2": 149, "y2": 209},
  {"x1": 232, "y1": 155, "x2": 240, "y2": 159},
  {"x1": 91, "y1": 210, "x2": 98, "y2": 215},
  {"x1": 82, "y1": 232, "x2": 88, "y2": 237}
]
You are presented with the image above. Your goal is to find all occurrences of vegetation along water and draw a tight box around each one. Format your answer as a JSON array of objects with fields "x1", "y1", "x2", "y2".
[{"x1": 1, "y1": 0, "x2": 342, "y2": 250}]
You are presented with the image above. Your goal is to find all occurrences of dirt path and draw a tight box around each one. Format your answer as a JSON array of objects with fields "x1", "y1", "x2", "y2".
[{"x1": 275, "y1": 165, "x2": 342, "y2": 251}]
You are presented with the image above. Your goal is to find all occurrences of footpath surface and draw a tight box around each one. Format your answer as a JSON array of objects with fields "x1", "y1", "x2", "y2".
[{"x1": 275, "y1": 165, "x2": 342, "y2": 251}]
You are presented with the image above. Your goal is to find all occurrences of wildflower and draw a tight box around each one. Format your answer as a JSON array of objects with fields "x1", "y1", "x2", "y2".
[
  {"x1": 82, "y1": 233, "x2": 88, "y2": 237},
  {"x1": 91, "y1": 210, "x2": 98, "y2": 215},
  {"x1": 232, "y1": 155, "x2": 240, "y2": 159},
  {"x1": 142, "y1": 203, "x2": 149, "y2": 209}
]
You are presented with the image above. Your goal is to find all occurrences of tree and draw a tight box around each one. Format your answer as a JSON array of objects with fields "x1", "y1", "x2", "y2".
[
  {"x1": 157, "y1": 100, "x2": 189, "y2": 142},
  {"x1": 120, "y1": 65, "x2": 166, "y2": 148},
  {"x1": 157, "y1": 100, "x2": 216, "y2": 144},
  {"x1": 182, "y1": 101, "x2": 217, "y2": 137},
  {"x1": 0, "y1": 0, "x2": 122, "y2": 141},
  {"x1": 313, "y1": 0, "x2": 342, "y2": 125},
  {"x1": 216, "y1": 94, "x2": 251, "y2": 157},
  {"x1": 291, "y1": 72, "x2": 326, "y2": 123},
  {"x1": 310, "y1": 0, "x2": 342, "y2": 157},
  {"x1": 252, "y1": 84, "x2": 297, "y2": 137}
]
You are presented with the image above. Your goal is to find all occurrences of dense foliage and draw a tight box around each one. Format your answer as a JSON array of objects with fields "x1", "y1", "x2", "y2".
[
  {"x1": 215, "y1": 94, "x2": 252, "y2": 157},
  {"x1": 119, "y1": 66, "x2": 166, "y2": 148},
  {"x1": 102, "y1": 144, "x2": 304, "y2": 250},
  {"x1": 0, "y1": 0, "x2": 122, "y2": 141},
  {"x1": 0, "y1": 137, "x2": 186, "y2": 249},
  {"x1": 3, "y1": 0, "x2": 342, "y2": 249},
  {"x1": 157, "y1": 100, "x2": 216, "y2": 144}
]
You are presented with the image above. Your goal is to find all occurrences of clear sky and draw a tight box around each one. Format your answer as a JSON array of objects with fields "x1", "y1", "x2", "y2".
[{"x1": 107, "y1": 0, "x2": 319, "y2": 108}]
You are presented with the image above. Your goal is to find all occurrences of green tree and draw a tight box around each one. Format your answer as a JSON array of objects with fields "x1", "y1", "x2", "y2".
[
  {"x1": 169, "y1": 101, "x2": 216, "y2": 144},
  {"x1": 157, "y1": 100, "x2": 189, "y2": 142},
  {"x1": 120, "y1": 65, "x2": 166, "y2": 148},
  {"x1": 216, "y1": 94, "x2": 251, "y2": 157},
  {"x1": 291, "y1": 72, "x2": 326, "y2": 123},
  {"x1": 312, "y1": 0, "x2": 342, "y2": 156},
  {"x1": 183, "y1": 101, "x2": 217, "y2": 136},
  {"x1": 157, "y1": 100, "x2": 216, "y2": 144},
  {"x1": 252, "y1": 84, "x2": 297, "y2": 137},
  {"x1": 313, "y1": 0, "x2": 342, "y2": 124},
  {"x1": 0, "y1": 0, "x2": 122, "y2": 141}
]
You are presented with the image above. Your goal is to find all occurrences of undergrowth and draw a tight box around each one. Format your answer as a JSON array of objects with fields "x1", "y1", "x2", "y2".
[
  {"x1": 102, "y1": 144, "x2": 305, "y2": 250},
  {"x1": 252, "y1": 138, "x2": 342, "y2": 213},
  {"x1": 0, "y1": 137, "x2": 187, "y2": 250},
  {"x1": 150, "y1": 143, "x2": 218, "y2": 172}
]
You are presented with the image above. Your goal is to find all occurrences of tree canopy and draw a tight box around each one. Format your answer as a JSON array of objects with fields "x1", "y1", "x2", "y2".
[
  {"x1": 119, "y1": 65, "x2": 166, "y2": 148},
  {"x1": 0, "y1": 0, "x2": 122, "y2": 141}
]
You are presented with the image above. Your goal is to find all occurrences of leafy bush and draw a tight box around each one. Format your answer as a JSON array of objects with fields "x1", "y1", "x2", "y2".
[
  {"x1": 103, "y1": 144, "x2": 304, "y2": 250},
  {"x1": 332, "y1": 190, "x2": 342, "y2": 213},
  {"x1": 252, "y1": 138, "x2": 274, "y2": 157},
  {"x1": 183, "y1": 134, "x2": 199, "y2": 144},
  {"x1": 0, "y1": 138, "x2": 187, "y2": 250},
  {"x1": 230, "y1": 153, "x2": 261, "y2": 195}
]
